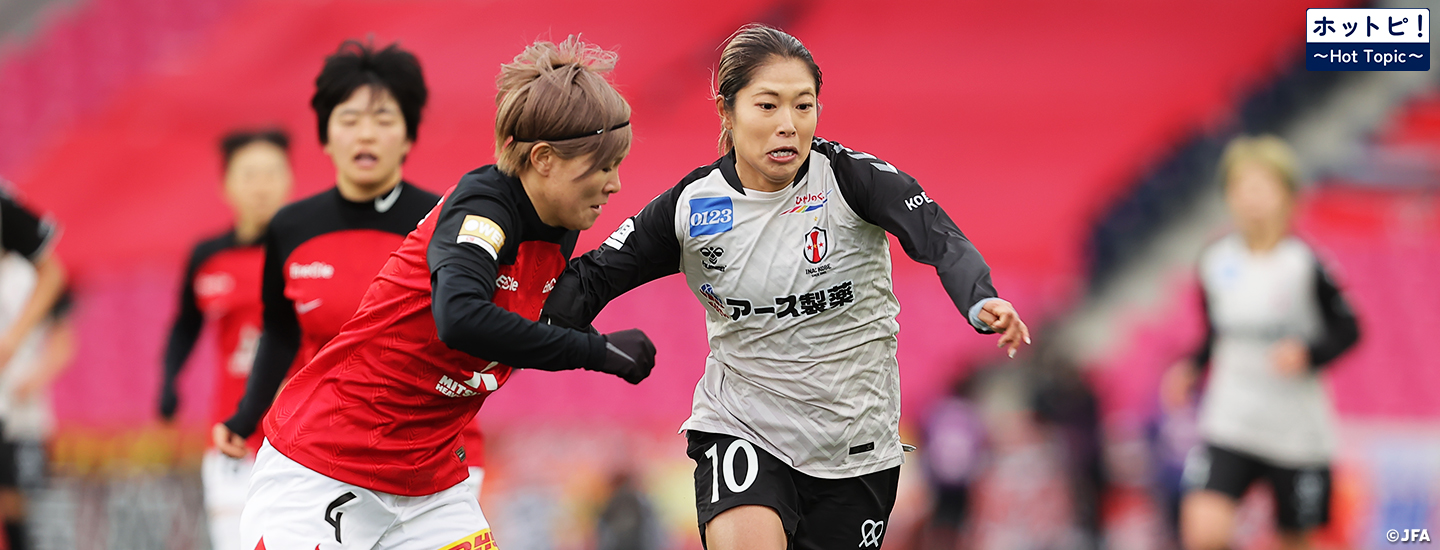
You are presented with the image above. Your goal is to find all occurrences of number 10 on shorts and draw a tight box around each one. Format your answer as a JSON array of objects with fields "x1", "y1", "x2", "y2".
[{"x1": 705, "y1": 440, "x2": 759, "y2": 503}]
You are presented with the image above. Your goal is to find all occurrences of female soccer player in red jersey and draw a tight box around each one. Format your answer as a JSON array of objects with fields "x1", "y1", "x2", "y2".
[
  {"x1": 238, "y1": 37, "x2": 655, "y2": 549},
  {"x1": 159, "y1": 129, "x2": 292, "y2": 550}
]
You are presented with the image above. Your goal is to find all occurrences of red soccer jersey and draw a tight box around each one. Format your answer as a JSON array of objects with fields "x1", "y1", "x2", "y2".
[
  {"x1": 194, "y1": 245, "x2": 265, "y2": 435},
  {"x1": 265, "y1": 166, "x2": 602, "y2": 495},
  {"x1": 163, "y1": 232, "x2": 265, "y2": 448}
]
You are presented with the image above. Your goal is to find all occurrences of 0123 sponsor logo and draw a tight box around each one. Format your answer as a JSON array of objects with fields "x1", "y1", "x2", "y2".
[{"x1": 688, "y1": 197, "x2": 735, "y2": 237}]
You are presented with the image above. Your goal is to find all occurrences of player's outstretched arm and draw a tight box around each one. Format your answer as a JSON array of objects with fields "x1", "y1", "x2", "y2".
[
  {"x1": 544, "y1": 183, "x2": 686, "y2": 330},
  {"x1": 824, "y1": 141, "x2": 1028, "y2": 356},
  {"x1": 429, "y1": 187, "x2": 658, "y2": 384},
  {"x1": 433, "y1": 264, "x2": 657, "y2": 383}
]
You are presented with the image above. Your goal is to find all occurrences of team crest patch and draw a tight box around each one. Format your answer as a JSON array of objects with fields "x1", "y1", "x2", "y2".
[
  {"x1": 802, "y1": 227, "x2": 828, "y2": 264},
  {"x1": 457, "y1": 215, "x2": 505, "y2": 259}
]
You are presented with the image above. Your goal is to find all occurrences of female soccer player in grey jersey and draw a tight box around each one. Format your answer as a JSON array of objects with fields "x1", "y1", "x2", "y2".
[
  {"x1": 544, "y1": 24, "x2": 1029, "y2": 550},
  {"x1": 1161, "y1": 135, "x2": 1359, "y2": 550}
]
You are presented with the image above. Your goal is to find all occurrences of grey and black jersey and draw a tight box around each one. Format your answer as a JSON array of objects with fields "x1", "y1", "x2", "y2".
[
  {"x1": 546, "y1": 137, "x2": 1000, "y2": 479},
  {"x1": 1191, "y1": 235, "x2": 1359, "y2": 467}
]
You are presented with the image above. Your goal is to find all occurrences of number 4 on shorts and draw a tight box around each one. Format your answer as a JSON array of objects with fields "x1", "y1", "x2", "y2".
[
  {"x1": 324, "y1": 492, "x2": 358, "y2": 543},
  {"x1": 704, "y1": 440, "x2": 759, "y2": 503}
]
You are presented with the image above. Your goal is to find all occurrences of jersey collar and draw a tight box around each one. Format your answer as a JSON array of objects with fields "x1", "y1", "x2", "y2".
[{"x1": 333, "y1": 181, "x2": 408, "y2": 213}]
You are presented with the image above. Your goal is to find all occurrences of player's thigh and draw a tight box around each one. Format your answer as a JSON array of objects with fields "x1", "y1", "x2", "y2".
[
  {"x1": 1180, "y1": 445, "x2": 1262, "y2": 550},
  {"x1": 379, "y1": 481, "x2": 494, "y2": 550},
  {"x1": 706, "y1": 505, "x2": 787, "y2": 550},
  {"x1": 791, "y1": 465, "x2": 899, "y2": 550},
  {"x1": 1180, "y1": 491, "x2": 1237, "y2": 550},
  {"x1": 1267, "y1": 462, "x2": 1331, "y2": 533},
  {"x1": 240, "y1": 441, "x2": 389, "y2": 550},
  {"x1": 686, "y1": 430, "x2": 799, "y2": 548}
]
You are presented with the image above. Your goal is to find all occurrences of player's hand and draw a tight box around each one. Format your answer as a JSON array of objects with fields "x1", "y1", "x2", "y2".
[
  {"x1": 158, "y1": 380, "x2": 179, "y2": 421},
  {"x1": 1160, "y1": 359, "x2": 1199, "y2": 411},
  {"x1": 1271, "y1": 339, "x2": 1310, "y2": 377},
  {"x1": 590, "y1": 329, "x2": 657, "y2": 384},
  {"x1": 212, "y1": 423, "x2": 249, "y2": 459},
  {"x1": 977, "y1": 299, "x2": 1030, "y2": 358}
]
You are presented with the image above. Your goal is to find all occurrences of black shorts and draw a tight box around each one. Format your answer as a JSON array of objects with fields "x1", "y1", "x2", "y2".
[
  {"x1": 1183, "y1": 443, "x2": 1331, "y2": 531},
  {"x1": 0, "y1": 434, "x2": 14, "y2": 489},
  {"x1": 686, "y1": 430, "x2": 899, "y2": 549}
]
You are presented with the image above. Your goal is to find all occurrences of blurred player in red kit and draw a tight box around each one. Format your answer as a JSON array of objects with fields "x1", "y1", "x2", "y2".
[
  {"x1": 158, "y1": 129, "x2": 292, "y2": 550},
  {"x1": 210, "y1": 41, "x2": 493, "y2": 499}
]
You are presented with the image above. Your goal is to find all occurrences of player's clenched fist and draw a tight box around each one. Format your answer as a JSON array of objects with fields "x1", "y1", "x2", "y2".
[
  {"x1": 212, "y1": 422, "x2": 249, "y2": 459},
  {"x1": 587, "y1": 329, "x2": 657, "y2": 384}
]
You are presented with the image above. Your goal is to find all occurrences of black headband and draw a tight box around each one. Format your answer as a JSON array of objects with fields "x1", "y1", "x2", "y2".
[{"x1": 525, "y1": 120, "x2": 630, "y2": 143}]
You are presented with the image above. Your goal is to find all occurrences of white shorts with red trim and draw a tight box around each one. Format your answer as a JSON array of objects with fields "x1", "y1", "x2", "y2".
[{"x1": 241, "y1": 439, "x2": 495, "y2": 550}]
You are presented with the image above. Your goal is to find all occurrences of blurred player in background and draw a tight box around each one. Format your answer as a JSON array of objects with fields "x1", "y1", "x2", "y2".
[
  {"x1": 1161, "y1": 135, "x2": 1360, "y2": 550},
  {"x1": 918, "y1": 373, "x2": 988, "y2": 550},
  {"x1": 0, "y1": 184, "x2": 64, "y2": 550},
  {"x1": 544, "y1": 24, "x2": 1029, "y2": 550},
  {"x1": 157, "y1": 129, "x2": 292, "y2": 550},
  {"x1": 595, "y1": 471, "x2": 664, "y2": 550},
  {"x1": 238, "y1": 36, "x2": 654, "y2": 548},
  {"x1": 0, "y1": 269, "x2": 72, "y2": 550},
  {"x1": 210, "y1": 41, "x2": 490, "y2": 497}
]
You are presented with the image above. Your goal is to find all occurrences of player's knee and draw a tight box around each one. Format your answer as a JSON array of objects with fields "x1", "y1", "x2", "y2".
[
  {"x1": 705, "y1": 505, "x2": 785, "y2": 550},
  {"x1": 1276, "y1": 530, "x2": 1313, "y2": 550},
  {"x1": 1180, "y1": 492, "x2": 1235, "y2": 550}
]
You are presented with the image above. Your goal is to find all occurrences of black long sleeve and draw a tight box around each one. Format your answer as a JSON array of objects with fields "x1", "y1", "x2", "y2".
[
  {"x1": 1307, "y1": 262, "x2": 1360, "y2": 370},
  {"x1": 1191, "y1": 285, "x2": 1215, "y2": 373},
  {"x1": 223, "y1": 227, "x2": 299, "y2": 438},
  {"x1": 159, "y1": 244, "x2": 206, "y2": 418},
  {"x1": 543, "y1": 167, "x2": 694, "y2": 330},
  {"x1": 432, "y1": 263, "x2": 604, "y2": 370},
  {"x1": 426, "y1": 170, "x2": 607, "y2": 370},
  {"x1": 823, "y1": 140, "x2": 998, "y2": 332}
]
